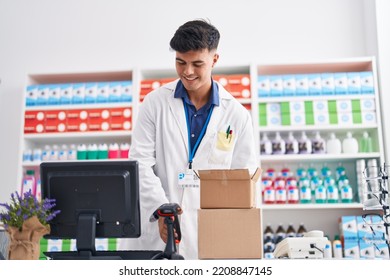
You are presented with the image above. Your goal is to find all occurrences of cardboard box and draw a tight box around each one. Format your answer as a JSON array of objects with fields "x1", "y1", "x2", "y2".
[
  {"x1": 198, "y1": 168, "x2": 261, "y2": 209},
  {"x1": 198, "y1": 208, "x2": 262, "y2": 259}
]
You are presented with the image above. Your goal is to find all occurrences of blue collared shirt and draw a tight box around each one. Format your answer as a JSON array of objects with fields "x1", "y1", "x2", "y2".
[{"x1": 174, "y1": 79, "x2": 220, "y2": 152}]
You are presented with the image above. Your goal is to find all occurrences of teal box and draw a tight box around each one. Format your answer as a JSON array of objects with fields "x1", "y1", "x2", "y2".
[
  {"x1": 360, "y1": 71, "x2": 375, "y2": 94},
  {"x1": 121, "y1": 81, "x2": 133, "y2": 102},
  {"x1": 308, "y1": 73, "x2": 322, "y2": 96},
  {"x1": 96, "y1": 82, "x2": 110, "y2": 103},
  {"x1": 258, "y1": 75, "x2": 270, "y2": 97},
  {"x1": 59, "y1": 83, "x2": 72, "y2": 105},
  {"x1": 48, "y1": 84, "x2": 61, "y2": 105},
  {"x1": 295, "y1": 74, "x2": 308, "y2": 96},
  {"x1": 109, "y1": 81, "x2": 122, "y2": 103},
  {"x1": 282, "y1": 75, "x2": 295, "y2": 96},
  {"x1": 334, "y1": 72, "x2": 348, "y2": 95},
  {"x1": 270, "y1": 75, "x2": 283, "y2": 97},
  {"x1": 340, "y1": 216, "x2": 358, "y2": 240},
  {"x1": 72, "y1": 83, "x2": 85, "y2": 104},
  {"x1": 347, "y1": 72, "x2": 361, "y2": 94},
  {"x1": 321, "y1": 73, "x2": 335, "y2": 95},
  {"x1": 344, "y1": 240, "x2": 360, "y2": 259},
  {"x1": 85, "y1": 82, "x2": 98, "y2": 103},
  {"x1": 36, "y1": 84, "x2": 49, "y2": 105}
]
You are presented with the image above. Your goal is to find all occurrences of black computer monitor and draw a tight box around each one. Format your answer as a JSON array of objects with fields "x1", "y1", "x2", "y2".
[{"x1": 40, "y1": 160, "x2": 141, "y2": 259}]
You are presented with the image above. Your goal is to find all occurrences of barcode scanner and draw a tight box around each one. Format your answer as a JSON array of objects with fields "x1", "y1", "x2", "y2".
[{"x1": 150, "y1": 203, "x2": 184, "y2": 260}]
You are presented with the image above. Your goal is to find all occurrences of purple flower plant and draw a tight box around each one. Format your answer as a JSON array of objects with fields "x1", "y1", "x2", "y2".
[{"x1": 0, "y1": 190, "x2": 60, "y2": 231}]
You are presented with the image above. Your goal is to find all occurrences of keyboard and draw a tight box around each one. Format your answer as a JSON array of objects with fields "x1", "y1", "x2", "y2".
[{"x1": 44, "y1": 250, "x2": 164, "y2": 260}]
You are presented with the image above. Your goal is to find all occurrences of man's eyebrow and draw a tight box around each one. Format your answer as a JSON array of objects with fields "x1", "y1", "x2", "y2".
[{"x1": 175, "y1": 57, "x2": 204, "y2": 64}]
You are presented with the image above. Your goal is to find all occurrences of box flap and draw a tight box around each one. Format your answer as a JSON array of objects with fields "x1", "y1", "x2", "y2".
[
  {"x1": 198, "y1": 169, "x2": 251, "y2": 180},
  {"x1": 251, "y1": 168, "x2": 262, "y2": 182}
]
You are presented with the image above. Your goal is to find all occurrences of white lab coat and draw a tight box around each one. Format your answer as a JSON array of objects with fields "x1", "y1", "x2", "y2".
[{"x1": 120, "y1": 79, "x2": 258, "y2": 259}]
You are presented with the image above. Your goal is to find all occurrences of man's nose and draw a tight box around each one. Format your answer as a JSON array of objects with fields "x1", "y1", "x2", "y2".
[{"x1": 183, "y1": 64, "x2": 194, "y2": 75}]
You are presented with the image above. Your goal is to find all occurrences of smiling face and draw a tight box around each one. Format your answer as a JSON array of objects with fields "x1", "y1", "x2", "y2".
[{"x1": 175, "y1": 49, "x2": 219, "y2": 98}]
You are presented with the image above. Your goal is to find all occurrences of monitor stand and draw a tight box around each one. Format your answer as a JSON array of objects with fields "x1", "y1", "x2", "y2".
[{"x1": 75, "y1": 213, "x2": 121, "y2": 260}]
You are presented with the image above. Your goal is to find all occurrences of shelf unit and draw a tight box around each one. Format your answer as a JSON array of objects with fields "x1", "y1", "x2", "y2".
[
  {"x1": 16, "y1": 57, "x2": 387, "y2": 256},
  {"x1": 18, "y1": 70, "x2": 135, "y2": 191},
  {"x1": 252, "y1": 56, "x2": 386, "y2": 240}
]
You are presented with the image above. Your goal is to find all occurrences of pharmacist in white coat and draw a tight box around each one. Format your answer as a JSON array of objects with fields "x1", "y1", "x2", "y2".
[{"x1": 123, "y1": 19, "x2": 258, "y2": 259}]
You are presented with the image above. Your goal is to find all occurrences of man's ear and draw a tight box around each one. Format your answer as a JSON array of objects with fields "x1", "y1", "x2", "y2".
[{"x1": 212, "y1": 53, "x2": 219, "y2": 67}]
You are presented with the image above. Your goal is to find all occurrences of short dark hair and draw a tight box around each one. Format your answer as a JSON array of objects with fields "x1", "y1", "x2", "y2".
[{"x1": 170, "y1": 19, "x2": 220, "y2": 53}]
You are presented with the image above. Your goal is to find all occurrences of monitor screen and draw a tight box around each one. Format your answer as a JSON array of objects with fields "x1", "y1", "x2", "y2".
[{"x1": 40, "y1": 160, "x2": 141, "y2": 254}]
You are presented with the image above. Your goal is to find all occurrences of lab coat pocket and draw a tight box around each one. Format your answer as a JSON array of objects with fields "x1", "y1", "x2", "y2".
[
  {"x1": 216, "y1": 131, "x2": 235, "y2": 151},
  {"x1": 208, "y1": 131, "x2": 235, "y2": 166}
]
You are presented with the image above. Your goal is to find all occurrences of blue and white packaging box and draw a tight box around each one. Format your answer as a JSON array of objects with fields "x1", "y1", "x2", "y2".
[
  {"x1": 370, "y1": 215, "x2": 386, "y2": 240},
  {"x1": 340, "y1": 216, "x2": 358, "y2": 240},
  {"x1": 321, "y1": 73, "x2": 335, "y2": 95},
  {"x1": 72, "y1": 83, "x2": 85, "y2": 104},
  {"x1": 343, "y1": 240, "x2": 360, "y2": 259},
  {"x1": 338, "y1": 112, "x2": 353, "y2": 125},
  {"x1": 282, "y1": 75, "x2": 296, "y2": 96},
  {"x1": 25, "y1": 85, "x2": 38, "y2": 106},
  {"x1": 267, "y1": 114, "x2": 282, "y2": 127},
  {"x1": 361, "y1": 111, "x2": 377, "y2": 124},
  {"x1": 269, "y1": 75, "x2": 283, "y2": 97},
  {"x1": 266, "y1": 102, "x2": 281, "y2": 115},
  {"x1": 356, "y1": 216, "x2": 373, "y2": 240},
  {"x1": 96, "y1": 82, "x2": 110, "y2": 103},
  {"x1": 347, "y1": 72, "x2": 361, "y2": 94},
  {"x1": 313, "y1": 112, "x2": 329, "y2": 125},
  {"x1": 313, "y1": 100, "x2": 328, "y2": 113},
  {"x1": 336, "y1": 99, "x2": 352, "y2": 112},
  {"x1": 258, "y1": 75, "x2": 270, "y2": 97},
  {"x1": 334, "y1": 72, "x2": 348, "y2": 95},
  {"x1": 108, "y1": 81, "x2": 122, "y2": 103},
  {"x1": 375, "y1": 242, "x2": 390, "y2": 259},
  {"x1": 36, "y1": 84, "x2": 49, "y2": 106},
  {"x1": 84, "y1": 82, "x2": 97, "y2": 103},
  {"x1": 289, "y1": 101, "x2": 305, "y2": 114},
  {"x1": 48, "y1": 84, "x2": 61, "y2": 105},
  {"x1": 121, "y1": 81, "x2": 133, "y2": 102},
  {"x1": 359, "y1": 240, "x2": 375, "y2": 259},
  {"x1": 59, "y1": 83, "x2": 72, "y2": 104},
  {"x1": 308, "y1": 73, "x2": 322, "y2": 96},
  {"x1": 360, "y1": 71, "x2": 374, "y2": 94},
  {"x1": 360, "y1": 98, "x2": 376, "y2": 111},
  {"x1": 290, "y1": 113, "x2": 305, "y2": 126},
  {"x1": 294, "y1": 74, "x2": 309, "y2": 96}
]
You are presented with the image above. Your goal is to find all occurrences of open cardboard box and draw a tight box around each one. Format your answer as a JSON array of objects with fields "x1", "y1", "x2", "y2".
[{"x1": 197, "y1": 168, "x2": 261, "y2": 209}]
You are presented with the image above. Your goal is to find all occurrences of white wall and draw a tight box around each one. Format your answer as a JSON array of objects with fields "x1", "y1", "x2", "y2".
[
  {"x1": 374, "y1": 0, "x2": 390, "y2": 162},
  {"x1": 0, "y1": 0, "x2": 378, "y2": 202}
]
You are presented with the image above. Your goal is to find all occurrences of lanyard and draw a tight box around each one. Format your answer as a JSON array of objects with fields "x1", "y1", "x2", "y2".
[{"x1": 184, "y1": 102, "x2": 214, "y2": 169}]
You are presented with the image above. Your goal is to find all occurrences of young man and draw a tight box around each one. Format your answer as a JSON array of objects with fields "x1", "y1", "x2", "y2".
[{"x1": 126, "y1": 19, "x2": 258, "y2": 259}]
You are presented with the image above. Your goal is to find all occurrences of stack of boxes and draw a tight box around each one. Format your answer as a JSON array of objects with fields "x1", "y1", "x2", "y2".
[
  {"x1": 197, "y1": 168, "x2": 262, "y2": 259},
  {"x1": 26, "y1": 81, "x2": 133, "y2": 107},
  {"x1": 339, "y1": 215, "x2": 389, "y2": 259},
  {"x1": 258, "y1": 71, "x2": 375, "y2": 98},
  {"x1": 258, "y1": 98, "x2": 376, "y2": 128},
  {"x1": 24, "y1": 107, "x2": 132, "y2": 134},
  {"x1": 139, "y1": 78, "x2": 175, "y2": 102}
]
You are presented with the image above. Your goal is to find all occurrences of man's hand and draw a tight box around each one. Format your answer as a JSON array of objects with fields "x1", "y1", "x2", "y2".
[{"x1": 158, "y1": 208, "x2": 183, "y2": 243}]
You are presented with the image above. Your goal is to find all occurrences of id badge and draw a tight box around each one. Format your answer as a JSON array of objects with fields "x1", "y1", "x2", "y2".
[{"x1": 178, "y1": 169, "x2": 200, "y2": 189}]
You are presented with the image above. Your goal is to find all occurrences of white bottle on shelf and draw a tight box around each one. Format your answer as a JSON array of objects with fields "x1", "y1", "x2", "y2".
[
  {"x1": 260, "y1": 133, "x2": 272, "y2": 155},
  {"x1": 272, "y1": 132, "x2": 285, "y2": 155},
  {"x1": 312, "y1": 131, "x2": 326, "y2": 154},
  {"x1": 342, "y1": 132, "x2": 358, "y2": 154},
  {"x1": 326, "y1": 133, "x2": 342, "y2": 154},
  {"x1": 298, "y1": 131, "x2": 312, "y2": 154},
  {"x1": 285, "y1": 132, "x2": 299, "y2": 154}
]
